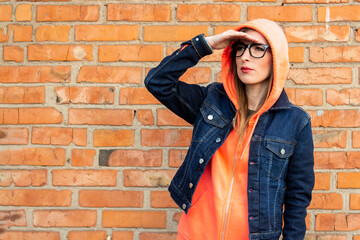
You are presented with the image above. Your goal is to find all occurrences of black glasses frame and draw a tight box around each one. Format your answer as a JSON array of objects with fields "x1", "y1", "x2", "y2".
[{"x1": 232, "y1": 43, "x2": 270, "y2": 58}]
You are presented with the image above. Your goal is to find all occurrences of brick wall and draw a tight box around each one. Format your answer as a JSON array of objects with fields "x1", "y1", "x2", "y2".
[{"x1": 0, "y1": 0, "x2": 359, "y2": 240}]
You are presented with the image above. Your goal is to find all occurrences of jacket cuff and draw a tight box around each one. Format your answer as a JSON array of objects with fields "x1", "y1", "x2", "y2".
[{"x1": 190, "y1": 34, "x2": 213, "y2": 58}]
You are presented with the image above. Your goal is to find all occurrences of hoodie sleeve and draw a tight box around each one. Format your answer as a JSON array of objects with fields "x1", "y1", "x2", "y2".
[
  {"x1": 283, "y1": 118, "x2": 315, "y2": 240},
  {"x1": 145, "y1": 34, "x2": 213, "y2": 125}
]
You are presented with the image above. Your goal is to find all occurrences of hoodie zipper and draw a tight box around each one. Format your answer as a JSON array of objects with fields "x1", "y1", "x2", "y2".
[{"x1": 221, "y1": 116, "x2": 259, "y2": 240}]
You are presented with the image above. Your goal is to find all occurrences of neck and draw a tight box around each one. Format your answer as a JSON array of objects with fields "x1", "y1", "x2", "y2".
[{"x1": 246, "y1": 81, "x2": 270, "y2": 111}]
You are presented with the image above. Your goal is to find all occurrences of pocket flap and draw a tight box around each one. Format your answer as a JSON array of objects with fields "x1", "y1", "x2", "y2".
[
  {"x1": 200, "y1": 104, "x2": 230, "y2": 128},
  {"x1": 266, "y1": 140, "x2": 295, "y2": 159}
]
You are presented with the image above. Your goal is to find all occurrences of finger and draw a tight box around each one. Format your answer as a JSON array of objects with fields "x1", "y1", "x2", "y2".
[{"x1": 231, "y1": 31, "x2": 260, "y2": 43}]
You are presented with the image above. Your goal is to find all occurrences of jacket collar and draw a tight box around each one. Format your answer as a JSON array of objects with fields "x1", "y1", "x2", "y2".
[{"x1": 269, "y1": 89, "x2": 291, "y2": 110}]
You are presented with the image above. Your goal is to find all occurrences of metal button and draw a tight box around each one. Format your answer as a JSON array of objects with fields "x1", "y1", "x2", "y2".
[
  {"x1": 249, "y1": 189, "x2": 253, "y2": 192},
  {"x1": 195, "y1": 37, "x2": 199, "y2": 41},
  {"x1": 189, "y1": 183, "x2": 193, "y2": 189},
  {"x1": 250, "y1": 162, "x2": 255, "y2": 165},
  {"x1": 280, "y1": 148, "x2": 285, "y2": 155},
  {"x1": 249, "y1": 216, "x2": 254, "y2": 220},
  {"x1": 182, "y1": 204, "x2": 186, "y2": 210},
  {"x1": 207, "y1": 115, "x2": 213, "y2": 120},
  {"x1": 216, "y1": 138, "x2": 221, "y2": 143},
  {"x1": 199, "y1": 158, "x2": 204, "y2": 164}
]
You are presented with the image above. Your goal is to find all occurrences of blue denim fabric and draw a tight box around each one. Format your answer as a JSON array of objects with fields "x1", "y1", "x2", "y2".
[{"x1": 145, "y1": 34, "x2": 314, "y2": 240}]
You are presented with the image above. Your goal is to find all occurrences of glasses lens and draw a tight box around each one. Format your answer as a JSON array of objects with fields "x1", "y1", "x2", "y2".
[
  {"x1": 249, "y1": 44, "x2": 266, "y2": 58},
  {"x1": 235, "y1": 44, "x2": 246, "y2": 57}
]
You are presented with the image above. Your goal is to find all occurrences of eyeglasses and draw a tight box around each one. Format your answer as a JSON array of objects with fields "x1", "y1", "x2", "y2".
[{"x1": 232, "y1": 42, "x2": 270, "y2": 58}]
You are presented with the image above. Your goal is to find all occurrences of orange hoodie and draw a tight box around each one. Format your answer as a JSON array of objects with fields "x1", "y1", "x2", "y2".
[{"x1": 177, "y1": 19, "x2": 290, "y2": 240}]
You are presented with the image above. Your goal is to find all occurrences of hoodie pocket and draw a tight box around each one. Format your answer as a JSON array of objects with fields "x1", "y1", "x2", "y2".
[{"x1": 265, "y1": 140, "x2": 294, "y2": 180}]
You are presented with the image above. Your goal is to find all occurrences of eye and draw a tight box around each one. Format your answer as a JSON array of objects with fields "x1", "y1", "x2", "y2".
[
  {"x1": 253, "y1": 45, "x2": 265, "y2": 52},
  {"x1": 236, "y1": 45, "x2": 246, "y2": 51}
]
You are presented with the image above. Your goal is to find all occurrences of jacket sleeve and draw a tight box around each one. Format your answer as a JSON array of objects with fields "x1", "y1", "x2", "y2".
[
  {"x1": 283, "y1": 118, "x2": 315, "y2": 240},
  {"x1": 144, "y1": 34, "x2": 214, "y2": 125}
]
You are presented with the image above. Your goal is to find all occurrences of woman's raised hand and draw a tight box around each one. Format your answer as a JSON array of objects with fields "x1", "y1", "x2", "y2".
[{"x1": 205, "y1": 30, "x2": 259, "y2": 50}]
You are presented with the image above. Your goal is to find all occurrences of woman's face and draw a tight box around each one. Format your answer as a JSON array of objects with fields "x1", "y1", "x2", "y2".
[{"x1": 235, "y1": 29, "x2": 272, "y2": 88}]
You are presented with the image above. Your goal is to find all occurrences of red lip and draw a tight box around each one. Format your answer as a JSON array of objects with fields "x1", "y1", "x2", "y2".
[{"x1": 241, "y1": 66, "x2": 253, "y2": 73}]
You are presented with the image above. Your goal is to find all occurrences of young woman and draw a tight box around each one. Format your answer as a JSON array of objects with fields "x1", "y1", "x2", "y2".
[{"x1": 145, "y1": 19, "x2": 314, "y2": 240}]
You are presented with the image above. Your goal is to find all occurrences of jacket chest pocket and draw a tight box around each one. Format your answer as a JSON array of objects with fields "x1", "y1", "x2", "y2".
[
  {"x1": 265, "y1": 140, "x2": 295, "y2": 180},
  {"x1": 200, "y1": 104, "x2": 229, "y2": 129}
]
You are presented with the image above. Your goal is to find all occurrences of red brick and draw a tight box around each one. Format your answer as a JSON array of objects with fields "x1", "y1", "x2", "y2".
[
  {"x1": 318, "y1": 6, "x2": 360, "y2": 22},
  {"x1": 120, "y1": 88, "x2": 160, "y2": 105},
  {"x1": 310, "y1": 46, "x2": 360, "y2": 62},
  {"x1": 169, "y1": 149, "x2": 187, "y2": 167},
  {"x1": 76, "y1": 25, "x2": 139, "y2": 41},
  {"x1": 28, "y1": 44, "x2": 92, "y2": 61},
  {"x1": 306, "y1": 214, "x2": 310, "y2": 230},
  {"x1": 285, "y1": 0, "x2": 347, "y2": 2},
  {"x1": 141, "y1": 129, "x2": 192, "y2": 147},
  {"x1": 16, "y1": 4, "x2": 32, "y2": 21},
  {"x1": 0, "y1": 210, "x2": 26, "y2": 227},
  {"x1": 350, "y1": 194, "x2": 360, "y2": 210},
  {"x1": 108, "y1": 4, "x2": 170, "y2": 21},
  {"x1": 98, "y1": 45, "x2": 162, "y2": 62},
  {"x1": 34, "y1": 210, "x2": 96, "y2": 227},
  {"x1": 18, "y1": 108, "x2": 63, "y2": 124},
  {"x1": 309, "y1": 110, "x2": 360, "y2": 128},
  {"x1": 37, "y1": 5, "x2": 99, "y2": 21},
  {"x1": 102, "y1": 211, "x2": 166, "y2": 228},
  {"x1": 173, "y1": 212, "x2": 181, "y2": 223},
  {"x1": 315, "y1": 214, "x2": 360, "y2": 231},
  {"x1": 0, "y1": 148, "x2": 65, "y2": 166},
  {"x1": 53, "y1": 169, "x2": 117, "y2": 186},
  {"x1": 177, "y1": 4, "x2": 240, "y2": 22},
  {"x1": 288, "y1": 68, "x2": 352, "y2": 85},
  {"x1": 72, "y1": 128, "x2": 87, "y2": 146},
  {"x1": 309, "y1": 193, "x2": 342, "y2": 209},
  {"x1": 36, "y1": 25, "x2": 71, "y2": 42},
  {"x1": 0, "y1": 232, "x2": 60, "y2": 240},
  {"x1": 0, "y1": 66, "x2": 70, "y2": 83},
  {"x1": 0, "y1": 189, "x2": 71, "y2": 206},
  {"x1": 327, "y1": 89, "x2": 360, "y2": 106},
  {"x1": 0, "y1": 5, "x2": 12, "y2": 21},
  {"x1": 136, "y1": 109, "x2": 154, "y2": 125},
  {"x1": 0, "y1": 169, "x2": 47, "y2": 186},
  {"x1": 54, "y1": 86, "x2": 115, "y2": 104},
  {"x1": 123, "y1": 170, "x2": 176, "y2": 187},
  {"x1": 69, "y1": 109, "x2": 133, "y2": 126},
  {"x1": 338, "y1": 172, "x2": 360, "y2": 188},
  {"x1": 179, "y1": 67, "x2": 211, "y2": 84},
  {"x1": 248, "y1": 6, "x2": 312, "y2": 22},
  {"x1": 313, "y1": 130, "x2": 347, "y2": 148},
  {"x1": 285, "y1": 26, "x2": 350, "y2": 43},
  {"x1": 68, "y1": 231, "x2": 108, "y2": 240},
  {"x1": 0, "y1": 27, "x2": 8, "y2": 42},
  {"x1": 112, "y1": 232, "x2": 134, "y2": 240},
  {"x1": 0, "y1": 108, "x2": 18, "y2": 124},
  {"x1": 151, "y1": 191, "x2": 178, "y2": 208},
  {"x1": 144, "y1": 25, "x2": 208, "y2": 42},
  {"x1": 77, "y1": 66, "x2": 142, "y2": 84},
  {"x1": 285, "y1": 88, "x2": 323, "y2": 106},
  {"x1": 93, "y1": 129, "x2": 134, "y2": 147},
  {"x1": 314, "y1": 172, "x2": 331, "y2": 190},
  {"x1": 0, "y1": 128, "x2": 28, "y2": 145},
  {"x1": 3, "y1": 46, "x2": 24, "y2": 62},
  {"x1": 9, "y1": 25, "x2": 32, "y2": 42},
  {"x1": 356, "y1": 29, "x2": 360, "y2": 42},
  {"x1": 79, "y1": 190, "x2": 143, "y2": 208},
  {"x1": 140, "y1": 233, "x2": 177, "y2": 240},
  {"x1": 314, "y1": 152, "x2": 360, "y2": 169},
  {"x1": 157, "y1": 109, "x2": 191, "y2": 126},
  {"x1": 315, "y1": 152, "x2": 360, "y2": 169},
  {"x1": 71, "y1": 149, "x2": 95, "y2": 167},
  {"x1": 31, "y1": 127, "x2": 85, "y2": 145},
  {"x1": 289, "y1": 47, "x2": 304, "y2": 63},
  {"x1": 355, "y1": 237, "x2": 360, "y2": 240},
  {"x1": 106, "y1": 149, "x2": 162, "y2": 167},
  {"x1": 353, "y1": 132, "x2": 360, "y2": 148},
  {"x1": 305, "y1": 235, "x2": 347, "y2": 240}
]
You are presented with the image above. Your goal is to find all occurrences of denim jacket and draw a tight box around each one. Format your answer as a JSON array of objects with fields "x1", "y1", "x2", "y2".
[{"x1": 145, "y1": 34, "x2": 315, "y2": 240}]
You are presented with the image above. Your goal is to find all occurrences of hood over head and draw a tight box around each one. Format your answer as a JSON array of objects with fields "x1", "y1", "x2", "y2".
[{"x1": 222, "y1": 18, "x2": 289, "y2": 115}]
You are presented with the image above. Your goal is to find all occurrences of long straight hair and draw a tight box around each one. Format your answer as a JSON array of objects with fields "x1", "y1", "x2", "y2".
[{"x1": 229, "y1": 29, "x2": 273, "y2": 140}]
